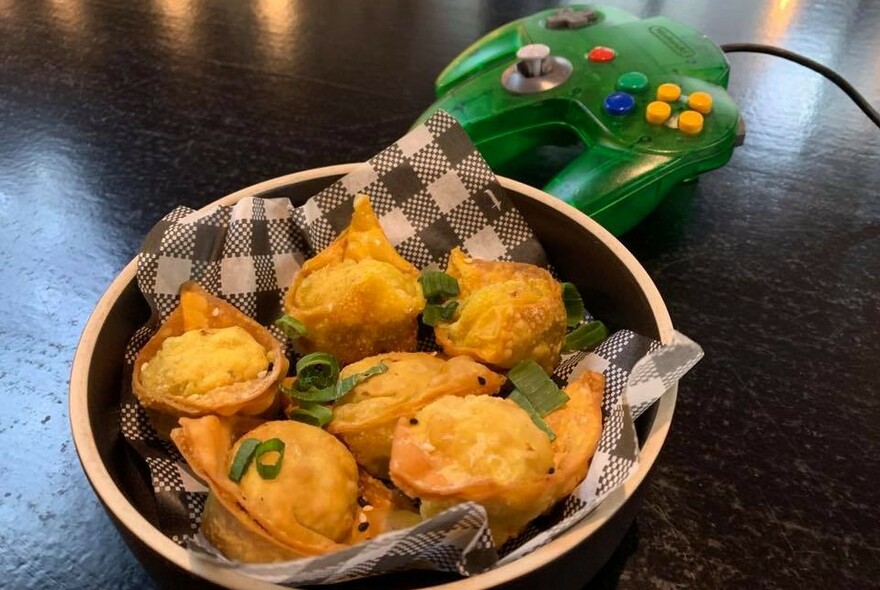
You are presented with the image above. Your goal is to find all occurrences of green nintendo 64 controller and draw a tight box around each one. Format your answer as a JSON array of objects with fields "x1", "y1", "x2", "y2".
[{"x1": 414, "y1": 5, "x2": 745, "y2": 235}]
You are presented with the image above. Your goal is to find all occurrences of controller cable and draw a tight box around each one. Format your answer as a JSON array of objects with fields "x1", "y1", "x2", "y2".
[{"x1": 720, "y1": 43, "x2": 880, "y2": 128}]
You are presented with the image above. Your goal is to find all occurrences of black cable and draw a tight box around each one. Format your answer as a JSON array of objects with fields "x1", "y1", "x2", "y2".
[{"x1": 721, "y1": 42, "x2": 880, "y2": 128}]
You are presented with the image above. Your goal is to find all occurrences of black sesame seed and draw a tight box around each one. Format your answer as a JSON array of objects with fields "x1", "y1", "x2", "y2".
[
  {"x1": 357, "y1": 522, "x2": 370, "y2": 532},
  {"x1": 477, "y1": 376, "x2": 486, "y2": 386},
  {"x1": 357, "y1": 496, "x2": 368, "y2": 507},
  {"x1": 548, "y1": 467, "x2": 556, "y2": 475},
  {"x1": 409, "y1": 417, "x2": 419, "y2": 425}
]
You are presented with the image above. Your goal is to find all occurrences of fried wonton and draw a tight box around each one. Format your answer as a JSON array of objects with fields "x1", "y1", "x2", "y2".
[
  {"x1": 389, "y1": 395, "x2": 556, "y2": 545},
  {"x1": 434, "y1": 248, "x2": 566, "y2": 373},
  {"x1": 283, "y1": 195, "x2": 425, "y2": 366},
  {"x1": 545, "y1": 371, "x2": 605, "y2": 502},
  {"x1": 133, "y1": 282, "x2": 287, "y2": 419},
  {"x1": 171, "y1": 416, "x2": 359, "y2": 562},
  {"x1": 328, "y1": 352, "x2": 505, "y2": 479},
  {"x1": 347, "y1": 470, "x2": 422, "y2": 544}
]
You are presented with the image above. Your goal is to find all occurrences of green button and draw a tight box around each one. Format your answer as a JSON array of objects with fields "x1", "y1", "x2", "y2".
[{"x1": 616, "y1": 71, "x2": 648, "y2": 94}]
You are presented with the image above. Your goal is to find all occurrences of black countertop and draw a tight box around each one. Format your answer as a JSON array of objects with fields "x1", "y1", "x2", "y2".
[{"x1": 1, "y1": 1, "x2": 878, "y2": 588}]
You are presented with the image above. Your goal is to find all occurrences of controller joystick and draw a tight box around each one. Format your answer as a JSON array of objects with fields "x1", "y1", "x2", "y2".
[
  {"x1": 502, "y1": 44, "x2": 573, "y2": 94},
  {"x1": 415, "y1": 4, "x2": 744, "y2": 235},
  {"x1": 517, "y1": 44, "x2": 551, "y2": 77}
]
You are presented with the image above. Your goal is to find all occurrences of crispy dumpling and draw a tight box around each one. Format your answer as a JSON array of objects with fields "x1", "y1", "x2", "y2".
[
  {"x1": 348, "y1": 471, "x2": 423, "y2": 544},
  {"x1": 171, "y1": 416, "x2": 359, "y2": 562},
  {"x1": 133, "y1": 281, "x2": 287, "y2": 419},
  {"x1": 545, "y1": 371, "x2": 605, "y2": 502},
  {"x1": 283, "y1": 195, "x2": 425, "y2": 366},
  {"x1": 434, "y1": 248, "x2": 566, "y2": 373},
  {"x1": 328, "y1": 353, "x2": 505, "y2": 479},
  {"x1": 389, "y1": 395, "x2": 556, "y2": 545}
]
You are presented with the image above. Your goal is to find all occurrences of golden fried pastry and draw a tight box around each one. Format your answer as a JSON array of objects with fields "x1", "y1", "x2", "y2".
[
  {"x1": 283, "y1": 195, "x2": 425, "y2": 366},
  {"x1": 389, "y1": 395, "x2": 557, "y2": 545},
  {"x1": 434, "y1": 248, "x2": 566, "y2": 373},
  {"x1": 133, "y1": 281, "x2": 287, "y2": 419},
  {"x1": 171, "y1": 416, "x2": 359, "y2": 562},
  {"x1": 347, "y1": 471, "x2": 422, "y2": 544},
  {"x1": 545, "y1": 371, "x2": 605, "y2": 501},
  {"x1": 328, "y1": 352, "x2": 505, "y2": 479}
]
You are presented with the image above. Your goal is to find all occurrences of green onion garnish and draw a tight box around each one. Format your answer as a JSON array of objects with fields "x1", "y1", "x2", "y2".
[
  {"x1": 507, "y1": 360, "x2": 569, "y2": 417},
  {"x1": 254, "y1": 438, "x2": 285, "y2": 480},
  {"x1": 228, "y1": 438, "x2": 260, "y2": 482},
  {"x1": 288, "y1": 402, "x2": 334, "y2": 427},
  {"x1": 295, "y1": 352, "x2": 340, "y2": 391},
  {"x1": 335, "y1": 363, "x2": 389, "y2": 398},
  {"x1": 419, "y1": 270, "x2": 460, "y2": 303},
  {"x1": 562, "y1": 321, "x2": 608, "y2": 353},
  {"x1": 283, "y1": 361, "x2": 388, "y2": 403},
  {"x1": 509, "y1": 389, "x2": 556, "y2": 441},
  {"x1": 274, "y1": 314, "x2": 307, "y2": 339},
  {"x1": 562, "y1": 282, "x2": 585, "y2": 328},
  {"x1": 422, "y1": 301, "x2": 458, "y2": 327}
]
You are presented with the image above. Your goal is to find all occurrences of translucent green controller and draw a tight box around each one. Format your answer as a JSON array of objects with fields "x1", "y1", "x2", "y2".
[{"x1": 414, "y1": 5, "x2": 744, "y2": 235}]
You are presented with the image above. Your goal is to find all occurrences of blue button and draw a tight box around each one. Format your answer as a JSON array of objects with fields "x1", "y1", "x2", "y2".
[{"x1": 604, "y1": 92, "x2": 636, "y2": 116}]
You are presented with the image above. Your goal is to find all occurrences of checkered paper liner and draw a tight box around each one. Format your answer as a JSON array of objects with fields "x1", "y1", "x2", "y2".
[{"x1": 118, "y1": 110, "x2": 703, "y2": 584}]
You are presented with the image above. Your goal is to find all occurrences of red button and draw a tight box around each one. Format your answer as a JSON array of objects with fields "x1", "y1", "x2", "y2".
[{"x1": 588, "y1": 46, "x2": 616, "y2": 62}]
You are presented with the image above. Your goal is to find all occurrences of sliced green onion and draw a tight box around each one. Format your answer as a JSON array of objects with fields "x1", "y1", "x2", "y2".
[
  {"x1": 254, "y1": 438, "x2": 285, "y2": 480},
  {"x1": 274, "y1": 314, "x2": 307, "y2": 339},
  {"x1": 422, "y1": 301, "x2": 458, "y2": 327},
  {"x1": 228, "y1": 438, "x2": 260, "y2": 482},
  {"x1": 509, "y1": 389, "x2": 556, "y2": 441},
  {"x1": 289, "y1": 402, "x2": 333, "y2": 428},
  {"x1": 286, "y1": 384, "x2": 337, "y2": 403},
  {"x1": 285, "y1": 362, "x2": 387, "y2": 403},
  {"x1": 419, "y1": 271, "x2": 460, "y2": 303},
  {"x1": 295, "y1": 352, "x2": 340, "y2": 390},
  {"x1": 563, "y1": 321, "x2": 608, "y2": 353},
  {"x1": 442, "y1": 301, "x2": 459, "y2": 318},
  {"x1": 335, "y1": 362, "x2": 389, "y2": 399},
  {"x1": 507, "y1": 360, "x2": 569, "y2": 417},
  {"x1": 562, "y1": 282, "x2": 585, "y2": 328}
]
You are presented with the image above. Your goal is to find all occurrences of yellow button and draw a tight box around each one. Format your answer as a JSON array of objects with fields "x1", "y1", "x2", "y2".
[
  {"x1": 657, "y1": 83, "x2": 681, "y2": 102},
  {"x1": 646, "y1": 101, "x2": 671, "y2": 125},
  {"x1": 688, "y1": 91, "x2": 713, "y2": 114},
  {"x1": 678, "y1": 110, "x2": 704, "y2": 135}
]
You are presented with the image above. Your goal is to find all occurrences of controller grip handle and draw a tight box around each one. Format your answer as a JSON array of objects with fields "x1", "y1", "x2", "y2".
[
  {"x1": 436, "y1": 23, "x2": 523, "y2": 96},
  {"x1": 543, "y1": 146, "x2": 674, "y2": 236}
]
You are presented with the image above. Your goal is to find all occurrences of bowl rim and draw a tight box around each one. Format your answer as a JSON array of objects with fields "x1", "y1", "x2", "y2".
[{"x1": 69, "y1": 164, "x2": 676, "y2": 590}]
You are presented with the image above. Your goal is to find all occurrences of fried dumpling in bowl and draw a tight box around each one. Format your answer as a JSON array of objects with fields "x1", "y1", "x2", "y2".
[
  {"x1": 328, "y1": 352, "x2": 505, "y2": 479},
  {"x1": 434, "y1": 248, "x2": 566, "y2": 373},
  {"x1": 348, "y1": 470, "x2": 423, "y2": 544},
  {"x1": 545, "y1": 370, "x2": 605, "y2": 502},
  {"x1": 132, "y1": 281, "x2": 287, "y2": 420},
  {"x1": 283, "y1": 195, "x2": 425, "y2": 366},
  {"x1": 171, "y1": 416, "x2": 359, "y2": 562},
  {"x1": 389, "y1": 395, "x2": 557, "y2": 545}
]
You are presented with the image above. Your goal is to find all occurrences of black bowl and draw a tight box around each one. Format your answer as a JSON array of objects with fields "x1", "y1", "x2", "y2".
[{"x1": 70, "y1": 165, "x2": 676, "y2": 590}]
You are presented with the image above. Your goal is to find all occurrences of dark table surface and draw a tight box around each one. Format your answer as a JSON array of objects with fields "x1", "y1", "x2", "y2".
[{"x1": 1, "y1": 0, "x2": 878, "y2": 588}]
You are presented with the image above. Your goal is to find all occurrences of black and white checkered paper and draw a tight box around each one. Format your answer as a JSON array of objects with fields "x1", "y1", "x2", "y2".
[{"x1": 118, "y1": 110, "x2": 703, "y2": 585}]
